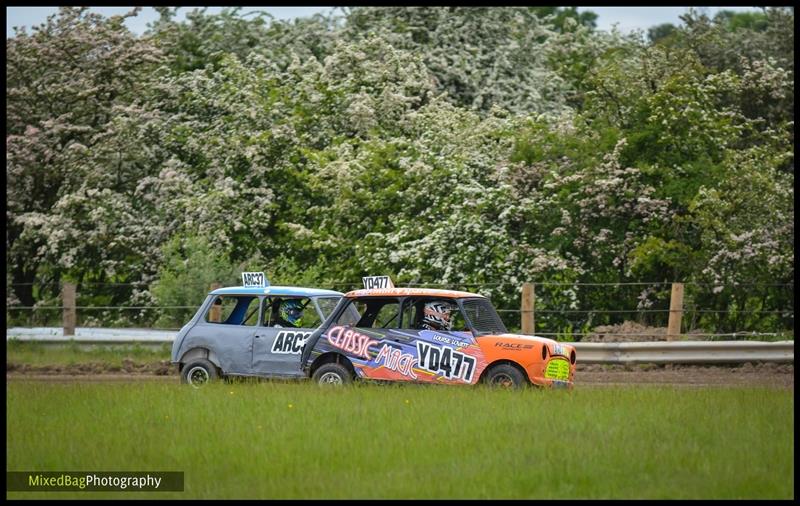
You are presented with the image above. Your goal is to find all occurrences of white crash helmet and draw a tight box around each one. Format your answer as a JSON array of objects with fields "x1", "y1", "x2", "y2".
[{"x1": 421, "y1": 301, "x2": 453, "y2": 331}]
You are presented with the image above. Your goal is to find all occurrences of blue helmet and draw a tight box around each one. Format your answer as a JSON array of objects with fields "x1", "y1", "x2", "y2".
[{"x1": 280, "y1": 299, "x2": 304, "y2": 327}]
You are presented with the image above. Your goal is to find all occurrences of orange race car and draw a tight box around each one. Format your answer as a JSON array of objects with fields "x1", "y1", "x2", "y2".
[{"x1": 300, "y1": 276, "x2": 576, "y2": 388}]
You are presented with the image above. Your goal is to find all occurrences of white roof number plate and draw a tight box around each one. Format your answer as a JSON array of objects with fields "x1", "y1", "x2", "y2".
[
  {"x1": 242, "y1": 272, "x2": 267, "y2": 288},
  {"x1": 363, "y1": 276, "x2": 394, "y2": 289}
]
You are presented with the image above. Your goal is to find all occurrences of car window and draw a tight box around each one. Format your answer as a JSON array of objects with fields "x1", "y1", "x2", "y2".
[
  {"x1": 461, "y1": 298, "x2": 507, "y2": 335},
  {"x1": 333, "y1": 300, "x2": 361, "y2": 326},
  {"x1": 449, "y1": 306, "x2": 468, "y2": 332},
  {"x1": 401, "y1": 300, "x2": 416, "y2": 329},
  {"x1": 262, "y1": 297, "x2": 318, "y2": 328},
  {"x1": 206, "y1": 295, "x2": 259, "y2": 326},
  {"x1": 400, "y1": 298, "x2": 469, "y2": 331},
  {"x1": 316, "y1": 297, "x2": 342, "y2": 319},
  {"x1": 373, "y1": 300, "x2": 401, "y2": 328},
  {"x1": 335, "y1": 298, "x2": 400, "y2": 329}
]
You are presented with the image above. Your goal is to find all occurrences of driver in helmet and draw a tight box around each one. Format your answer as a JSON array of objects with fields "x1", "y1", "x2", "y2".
[
  {"x1": 275, "y1": 299, "x2": 304, "y2": 328},
  {"x1": 420, "y1": 301, "x2": 453, "y2": 331}
]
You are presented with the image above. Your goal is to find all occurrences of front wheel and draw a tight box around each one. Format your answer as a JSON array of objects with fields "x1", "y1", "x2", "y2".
[
  {"x1": 484, "y1": 364, "x2": 527, "y2": 389},
  {"x1": 181, "y1": 359, "x2": 219, "y2": 388},
  {"x1": 312, "y1": 362, "x2": 353, "y2": 386}
]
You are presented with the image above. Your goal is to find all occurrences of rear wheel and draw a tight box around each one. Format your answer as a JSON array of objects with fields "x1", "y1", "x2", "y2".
[
  {"x1": 181, "y1": 359, "x2": 219, "y2": 388},
  {"x1": 312, "y1": 362, "x2": 353, "y2": 386},
  {"x1": 484, "y1": 364, "x2": 526, "y2": 389}
]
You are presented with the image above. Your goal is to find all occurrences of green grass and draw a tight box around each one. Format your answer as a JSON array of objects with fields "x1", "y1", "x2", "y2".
[
  {"x1": 6, "y1": 382, "x2": 794, "y2": 499},
  {"x1": 6, "y1": 340, "x2": 170, "y2": 366}
]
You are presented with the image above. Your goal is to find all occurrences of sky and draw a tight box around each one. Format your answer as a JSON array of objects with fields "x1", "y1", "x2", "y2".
[{"x1": 6, "y1": 6, "x2": 765, "y2": 38}]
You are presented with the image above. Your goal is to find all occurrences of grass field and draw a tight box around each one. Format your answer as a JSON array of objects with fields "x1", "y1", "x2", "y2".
[
  {"x1": 6, "y1": 381, "x2": 794, "y2": 499},
  {"x1": 6, "y1": 340, "x2": 170, "y2": 366}
]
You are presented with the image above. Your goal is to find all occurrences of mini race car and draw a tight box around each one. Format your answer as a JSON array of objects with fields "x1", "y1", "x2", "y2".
[
  {"x1": 300, "y1": 276, "x2": 576, "y2": 388},
  {"x1": 171, "y1": 272, "x2": 343, "y2": 387}
]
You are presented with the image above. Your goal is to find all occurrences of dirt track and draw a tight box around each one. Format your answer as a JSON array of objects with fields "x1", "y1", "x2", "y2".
[
  {"x1": 576, "y1": 363, "x2": 794, "y2": 388},
  {"x1": 5, "y1": 361, "x2": 794, "y2": 388}
]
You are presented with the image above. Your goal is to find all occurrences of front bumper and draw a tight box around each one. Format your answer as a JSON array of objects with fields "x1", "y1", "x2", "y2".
[{"x1": 529, "y1": 356, "x2": 575, "y2": 388}]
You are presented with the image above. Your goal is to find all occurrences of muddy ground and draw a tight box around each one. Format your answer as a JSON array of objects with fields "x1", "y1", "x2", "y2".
[
  {"x1": 6, "y1": 360, "x2": 794, "y2": 388},
  {"x1": 583, "y1": 320, "x2": 720, "y2": 342},
  {"x1": 576, "y1": 362, "x2": 794, "y2": 388}
]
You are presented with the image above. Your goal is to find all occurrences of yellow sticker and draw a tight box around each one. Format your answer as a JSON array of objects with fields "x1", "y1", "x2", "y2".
[{"x1": 544, "y1": 359, "x2": 570, "y2": 381}]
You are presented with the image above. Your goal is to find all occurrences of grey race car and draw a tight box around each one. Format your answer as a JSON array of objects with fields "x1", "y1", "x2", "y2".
[{"x1": 170, "y1": 283, "x2": 343, "y2": 386}]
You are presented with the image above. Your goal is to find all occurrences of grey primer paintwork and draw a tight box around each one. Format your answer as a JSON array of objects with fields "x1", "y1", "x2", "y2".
[{"x1": 170, "y1": 286, "x2": 344, "y2": 379}]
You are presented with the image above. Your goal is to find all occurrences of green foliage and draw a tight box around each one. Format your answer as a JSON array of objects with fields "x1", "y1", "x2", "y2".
[
  {"x1": 148, "y1": 7, "x2": 272, "y2": 72},
  {"x1": 7, "y1": 341, "x2": 171, "y2": 366},
  {"x1": 150, "y1": 235, "x2": 239, "y2": 327},
  {"x1": 713, "y1": 9, "x2": 769, "y2": 32},
  {"x1": 648, "y1": 23, "x2": 677, "y2": 44},
  {"x1": 5, "y1": 7, "x2": 794, "y2": 335},
  {"x1": 530, "y1": 7, "x2": 598, "y2": 31}
]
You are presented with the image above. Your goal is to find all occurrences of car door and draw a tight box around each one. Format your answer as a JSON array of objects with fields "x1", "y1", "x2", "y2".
[
  {"x1": 198, "y1": 294, "x2": 260, "y2": 375},
  {"x1": 389, "y1": 297, "x2": 481, "y2": 385},
  {"x1": 326, "y1": 297, "x2": 421, "y2": 383},
  {"x1": 251, "y1": 296, "x2": 322, "y2": 377}
]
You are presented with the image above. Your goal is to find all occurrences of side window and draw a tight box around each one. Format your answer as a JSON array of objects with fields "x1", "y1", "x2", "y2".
[
  {"x1": 334, "y1": 298, "x2": 400, "y2": 329},
  {"x1": 262, "y1": 297, "x2": 319, "y2": 328},
  {"x1": 402, "y1": 298, "x2": 468, "y2": 332},
  {"x1": 449, "y1": 305, "x2": 468, "y2": 332},
  {"x1": 400, "y1": 299, "x2": 418, "y2": 329},
  {"x1": 333, "y1": 300, "x2": 361, "y2": 326},
  {"x1": 373, "y1": 300, "x2": 401, "y2": 329},
  {"x1": 206, "y1": 296, "x2": 259, "y2": 326},
  {"x1": 316, "y1": 297, "x2": 341, "y2": 319}
]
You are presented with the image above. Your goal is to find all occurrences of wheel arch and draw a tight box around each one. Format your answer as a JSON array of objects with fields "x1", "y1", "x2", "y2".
[
  {"x1": 179, "y1": 347, "x2": 222, "y2": 372},
  {"x1": 478, "y1": 359, "x2": 531, "y2": 385},
  {"x1": 309, "y1": 352, "x2": 356, "y2": 378}
]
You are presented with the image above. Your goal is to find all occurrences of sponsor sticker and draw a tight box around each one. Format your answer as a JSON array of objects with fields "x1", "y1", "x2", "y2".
[
  {"x1": 495, "y1": 342, "x2": 534, "y2": 350},
  {"x1": 431, "y1": 333, "x2": 472, "y2": 349},
  {"x1": 416, "y1": 341, "x2": 476, "y2": 383},
  {"x1": 326, "y1": 325, "x2": 378, "y2": 360},
  {"x1": 544, "y1": 358, "x2": 570, "y2": 381},
  {"x1": 271, "y1": 331, "x2": 311, "y2": 355},
  {"x1": 374, "y1": 343, "x2": 418, "y2": 379}
]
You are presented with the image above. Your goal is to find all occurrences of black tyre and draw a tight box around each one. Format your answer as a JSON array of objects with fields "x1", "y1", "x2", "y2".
[
  {"x1": 312, "y1": 362, "x2": 353, "y2": 386},
  {"x1": 484, "y1": 364, "x2": 527, "y2": 389},
  {"x1": 181, "y1": 358, "x2": 220, "y2": 388}
]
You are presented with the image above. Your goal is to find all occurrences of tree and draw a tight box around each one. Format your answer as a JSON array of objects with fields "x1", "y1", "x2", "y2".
[
  {"x1": 530, "y1": 7, "x2": 597, "y2": 31},
  {"x1": 713, "y1": 9, "x2": 768, "y2": 32},
  {"x1": 6, "y1": 7, "x2": 162, "y2": 306},
  {"x1": 648, "y1": 23, "x2": 676, "y2": 44},
  {"x1": 147, "y1": 7, "x2": 342, "y2": 74},
  {"x1": 342, "y1": 7, "x2": 572, "y2": 115}
]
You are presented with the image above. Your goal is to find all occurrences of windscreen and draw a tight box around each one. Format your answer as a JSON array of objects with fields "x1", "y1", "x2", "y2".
[{"x1": 460, "y1": 298, "x2": 507, "y2": 335}]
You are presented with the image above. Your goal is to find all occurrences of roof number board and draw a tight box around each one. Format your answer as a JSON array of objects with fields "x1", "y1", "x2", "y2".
[
  {"x1": 242, "y1": 272, "x2": 267, "y2": 288},
  {"x1": 362, "y1": 276, "x2": 394, "y2": 289}
]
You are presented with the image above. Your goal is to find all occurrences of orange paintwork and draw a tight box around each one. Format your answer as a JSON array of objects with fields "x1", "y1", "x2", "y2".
[
  {"x1": 345, "y1": 287, "x2": 485, "y2": 299},
  {"x1": 474, "y1": 334, "x2": 576, "y2": 388},
  {"x1": 340, "y1": 286, "x2": 575, "y2": 388}
]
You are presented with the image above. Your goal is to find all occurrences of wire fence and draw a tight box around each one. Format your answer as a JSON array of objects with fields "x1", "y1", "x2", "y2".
[{"x1": 6, "y1": 280, "x2": 794, "y2": 340}]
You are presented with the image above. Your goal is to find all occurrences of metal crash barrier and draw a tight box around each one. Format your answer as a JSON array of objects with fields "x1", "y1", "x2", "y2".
[{"x1": 6, "y1": 328, "x2": 795, "y2": 364}]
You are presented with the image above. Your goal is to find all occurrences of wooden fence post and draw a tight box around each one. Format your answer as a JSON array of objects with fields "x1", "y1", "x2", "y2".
[
  {"x1": 667, "y1": 282, "x2": 684, "y2": 341},
  {"x1": 62, "y1": 282, "x2": 76, "y2": 336},
  {"x1": 209, "y1": 282, "x2": 222, "y2": 322},
  {"x1": 521, "y1": 282, "x2": 535, "y2": 335}
]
